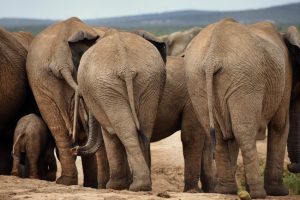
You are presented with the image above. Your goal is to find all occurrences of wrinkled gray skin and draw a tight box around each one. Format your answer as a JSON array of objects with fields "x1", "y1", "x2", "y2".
[
  {"x1": 103, "y1": 56, "x2": 215, "y2": 192},
  {"x1": 184, "y1": 19, "x2": 298, "y2": 199},
  {"x1": 159, "y1": 27, "x2": 202, "y2": 56},
  {"x1": 74, "y1": 29, "x2": 167, "y2": 191},
  {"x1": 285, "y1": 27, "x2": 300, "y2": 173},
  {"x1": 0, "y1": 28, "x2": 34, "y2": 175},
  {"x1": 11, "y1": 113, "x2": 57, "y2": 181},
  {"x1": 152, "y1": 56, "x2": 215, "y2": 193},
  {"x1": 26, "y1": 17, "x2": 100, "y2": 187}
]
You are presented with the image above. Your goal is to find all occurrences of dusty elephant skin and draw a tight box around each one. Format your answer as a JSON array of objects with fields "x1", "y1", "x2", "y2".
[
  {"x1": 88, "y1": 56, "x2": 216, "y2": 193},
  {"x1": 184, "y1": 18, "x2": 299, "y2": 199},
  {"x1": 151, "y1": 56, "x2": 215, "y2": 193},
  {"x1": 26, "y1": 17, "x2": 100, "y2": 187},
  {"x1": 75, "y1": 29, "x2": 167, "y2": 191},
  {"x1": 286, "y1": 26, "x2": 300, "y2": 173},
  {"x1": 0, "y1": 28, "x2": 34, "y2": 175},
  {"x1": 11, "y1": 113, "x2": 57, "y2": 181}
]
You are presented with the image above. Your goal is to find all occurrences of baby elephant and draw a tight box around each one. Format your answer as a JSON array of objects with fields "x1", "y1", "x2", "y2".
[{"x1": 11, "y1": 114, "x2": 57, "y2": 181}]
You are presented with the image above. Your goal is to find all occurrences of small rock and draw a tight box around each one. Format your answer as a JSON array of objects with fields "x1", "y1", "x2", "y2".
[
  {"x1": 238, "y1": 190, "x2": 251, "y2": 200},
  {"x1": 157, "y1": 191, "x2": 171, "y2": 198}
]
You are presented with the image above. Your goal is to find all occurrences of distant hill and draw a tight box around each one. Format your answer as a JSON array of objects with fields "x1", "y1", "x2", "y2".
[
  {"x1": 1, "y1": 2, "x2": 300, "y2": 35},
  {"x1": 86, "y1": 3, "x2": 300, "y2": 27}
]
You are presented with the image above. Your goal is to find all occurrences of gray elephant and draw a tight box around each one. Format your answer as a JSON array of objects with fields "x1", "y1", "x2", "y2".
[
  {"x1": 159, "y1": 27, "x2": 202, "y2": 56},
  {"x1": 73, "y1": 55, "x2": 215, "y2": 192},
  {"x1": 26, "y1": 17, "x2": 100, "y2": 187},
  {"x1": 0, "y1": 28, "x2": 34, "y2": 175},
  {"x1": 72, "y1": 29, "x2": 166, "y2": 191},
  {"x1": 151, "y1": 56, "x2": 215, "y2": 192},
  {"x1": 184, "y1": 18, "x2": 297, "y2": 199},
  {"x1": 11, "y1": 113, "x2": 57, "y2": 181},
  {"x1": 285, "y1": 27, "x2": 300, "y2": 173}
]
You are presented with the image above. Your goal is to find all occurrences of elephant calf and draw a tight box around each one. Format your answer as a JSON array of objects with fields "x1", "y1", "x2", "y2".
[{"x1": 11, "y1": 113, "x2": 57, "y2": 181}]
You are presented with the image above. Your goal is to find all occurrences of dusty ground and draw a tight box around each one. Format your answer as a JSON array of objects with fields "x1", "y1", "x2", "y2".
[{"x1": 1, "y1": 131, "x2": 299, "y2": 199}]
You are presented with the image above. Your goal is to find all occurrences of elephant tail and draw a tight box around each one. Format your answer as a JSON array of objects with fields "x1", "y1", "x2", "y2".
[
  {"x1": 12, "y1": 133, "x2": 25, "y2": 156},
  {"x1": 124, "y1": 76, "x2": 140, "y2": 131},
  {"x1": 205, "y1": 65, "x2": 221, "y2": 151}
]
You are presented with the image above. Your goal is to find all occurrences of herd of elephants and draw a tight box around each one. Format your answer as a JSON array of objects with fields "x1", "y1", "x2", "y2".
[{"x1": 0, "y1": 16, "x2": 300, "y2": 199}]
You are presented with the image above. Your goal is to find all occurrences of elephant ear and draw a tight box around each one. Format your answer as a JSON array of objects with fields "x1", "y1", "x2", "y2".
[
  {"x1": 68, "y1": 30, "x2": 99, "y2": 43},
  {"x1": 67, "y1": 30, "x2": 99, "y2": 70},
  {"x1": 134, "y1": 30, "x2": 167, "y2": 64},
  {"x1": 283, "y1": 26, "x2": 300, "y2": 67}
]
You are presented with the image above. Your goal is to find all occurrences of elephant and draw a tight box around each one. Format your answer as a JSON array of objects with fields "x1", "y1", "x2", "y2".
[
  {"x1": 159, "y1": 27, "x2": 202, "y2": 56},
  {"x1": 285, "y1": 27, "x2": 300, "y2": 173},
  {"x1": 184, "y1": 18, "x2": 297, "y2": 198},
  {"x1": 11, "y1": 113, "x2": 57, "y2": 181},
  {"x1": 71, "y1": 29, "x2": 167, "y2": 191},
  {"x1": 79, "y1": 55, "x2": 215, "y2": 192},
  {"x1": 26, "y1": 17, "x2": 101, "y2": 187},
  {"x1": 152, "y1": 55, "x2": 215, "y2": 192},
  {"x1": 0, "y1": 28, "x2": 34, "y2": 175},
  {"x1": 12, "y1": 31, "x2": 34, "y2": 51}
]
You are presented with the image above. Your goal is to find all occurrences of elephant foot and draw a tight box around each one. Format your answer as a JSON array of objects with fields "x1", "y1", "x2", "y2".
[
  {"x1": 106, "y1": 178, "x2": 130, "y2": 190},
  {"x1": 84, "y1": 180, "x2": 98, "y2": 189},
  {"x1": 11, "y1": 169, "x2": 20, "y2": 177},
  {"x1": 215, "y1": 182, "x2": 237, "y2": 194},
  {"x1": 129, "y1": 178, "x2": 151, "y2": 191},
  {"x1": 56, "y1": 175, "x2": 78, "y2": 186},
  {"x1": 46, "y1": 171, "x2": 57, "y2": 182},
  {"x1": 183, "y1": 182, "x2": 201, "y2": 193},
  {"x1": 264, "y1": 183, "x2": 289, "y2": 196},
  {"x1": 201, "y1": 180, "x2": 216, "y2": 193},
  {"x1": 184, "y1": 187, "x2": 201, "y2": 193},
  {"x1": 29, "y1": 175, "x2": 39, "y2": 179},
  {"x1": 287, "y1": 163, "x2": 300, "y2": 173},
  {"x1": 248, "y1": 187, "x2": 267, "y2": 199}
]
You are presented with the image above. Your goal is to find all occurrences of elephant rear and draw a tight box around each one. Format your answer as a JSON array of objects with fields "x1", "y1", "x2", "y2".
[{"x1": 77, "y1": 30, "x2": 167, "y2": 191}]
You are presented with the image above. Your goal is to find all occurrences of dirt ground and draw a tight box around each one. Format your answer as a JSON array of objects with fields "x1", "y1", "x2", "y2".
[{"x1": 1, "y1": 131, "x2": 299, "y2": 200}]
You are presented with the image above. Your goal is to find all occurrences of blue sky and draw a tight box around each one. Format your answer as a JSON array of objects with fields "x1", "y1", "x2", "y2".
[{"x1": 0, "y1": 0, "x2": 299, "y2": 19}]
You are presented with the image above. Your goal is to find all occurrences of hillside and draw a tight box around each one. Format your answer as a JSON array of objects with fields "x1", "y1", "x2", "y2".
[{"x1": 0, "y1": 2, "x2": 300, "y2": 35}]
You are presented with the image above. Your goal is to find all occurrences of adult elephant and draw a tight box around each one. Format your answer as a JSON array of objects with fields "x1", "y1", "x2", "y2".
[
  {"x1": 285, "y1": 27, "x2": 300, "y2": 173},
  {"x1": 26, "y1": 17, "x2": 100, "y2": 187},
  {"x1": 72, "y1": 29, "x2": 166, "y2": 191},
  {"x1": 151, "y1": 56, "x2": 215, "y2": 193},
  {"x1": 184, "y1": 18, "x2": 296, "y2": 199},
  {"x1": 159, "y1": 27, "x2": 202, "y2": 56},
  {"x1": 73, "y1": 55, "x2": 215, "y2": 192},
  {"x1": 0, "y1": 28, "x2": 33, "y2": 174}
]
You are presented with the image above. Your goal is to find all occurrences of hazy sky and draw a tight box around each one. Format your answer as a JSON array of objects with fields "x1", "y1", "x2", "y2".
[{"x1": 0, "y1": 0, "x2": 299, "y2": 19}]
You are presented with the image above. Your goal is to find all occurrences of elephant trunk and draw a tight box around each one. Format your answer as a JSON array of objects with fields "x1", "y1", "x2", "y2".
[
  {"x1": 72, "y1": 111, "x2": 103, "y2": 156},
  {"x1": 287, "y1": 110, "x2": 300, "y2": 173}
]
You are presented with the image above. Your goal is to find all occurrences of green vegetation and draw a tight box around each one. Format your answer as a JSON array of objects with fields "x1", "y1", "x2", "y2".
[
  {"x1": 238, "y1": 160, "x2": 300, "y2": 195},
  {"x1": 283, "y1": 170, "x2": 300, "y2": 195}
]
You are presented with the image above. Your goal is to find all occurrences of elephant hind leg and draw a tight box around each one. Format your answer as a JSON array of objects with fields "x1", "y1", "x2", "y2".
[
  {"x1": 96, "y1": 94, "x2": 151, "y2": 191},
  {"x1": 102, "y1": 128, "x2": 131, "y2": 190},
  {"x1": 36, "y1": 96, "x2": 78, "y2": 185},
  {"x1": 200, "y1": 135, "x2": 217, "y2": 193},
  {"x1": 229, "y1": 93, "x2": 266, "y2": 199},
  {"x1": 214, "y1": 128, "x2": 238, "y2": 195},
  {"x1": 26, "y1": 141, "x2": 40, "y2": 179},
  {"x1": 11, "y1": 145, "x2": 21, "y2": 177},
  {"x1": 264, "y1": 100, "x2": 289, "y2": 196},
  {"x1": 181, "y1": 109, "x2": 204, "y2": 193}
]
